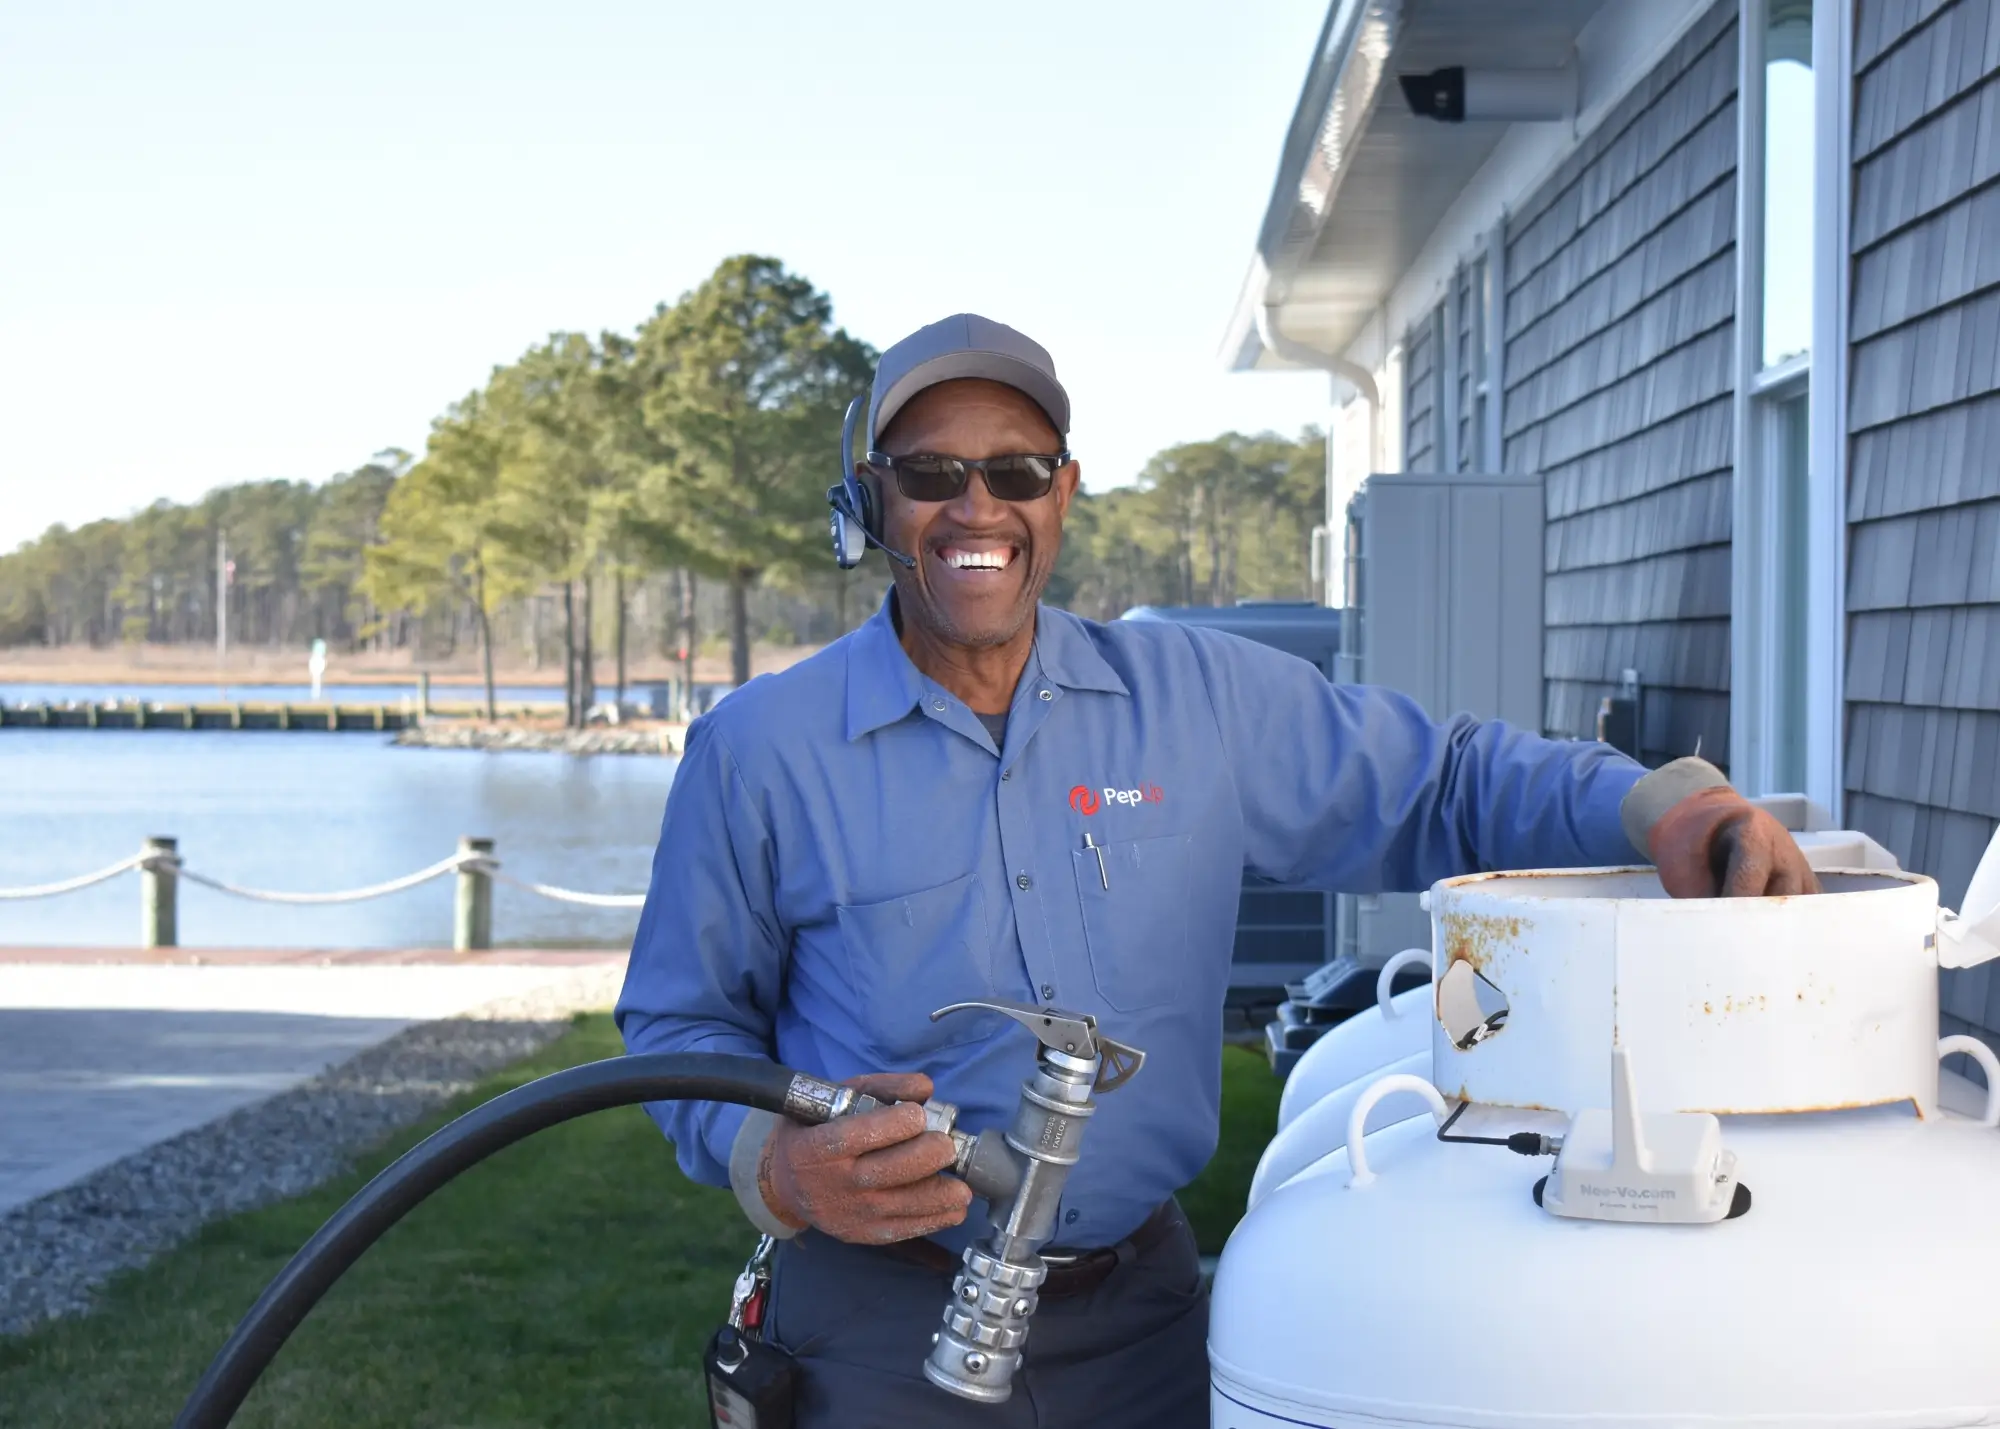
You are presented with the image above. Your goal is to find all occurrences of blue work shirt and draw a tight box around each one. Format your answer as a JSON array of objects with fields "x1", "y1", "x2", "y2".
[{"x1": 616, "y1": 596, "x2": 1646, "y2": 1251}]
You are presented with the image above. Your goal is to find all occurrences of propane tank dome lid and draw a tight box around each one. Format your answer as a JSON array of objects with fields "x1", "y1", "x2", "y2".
[
  {"x1": 1425, "y1": 864, "x2": 1949, "y2": 1120},
  {"x1": 1431, "y1": 864, "x2": 1932, "y2": 902}
]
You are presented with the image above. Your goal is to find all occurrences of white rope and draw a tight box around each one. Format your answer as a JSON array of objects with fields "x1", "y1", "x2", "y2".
[
  {"x1": 170, "y1": 852, "x2": 472, "y2": 905},
  {"x1": 0, "y1": 851, "x2": 645, "y2": 909},
  {"x1": 0, "y1": 853, "x2": 153, "y2": 900},
  {"x1": 475, "y1": 861, "x2": 647, "y2": 909}
]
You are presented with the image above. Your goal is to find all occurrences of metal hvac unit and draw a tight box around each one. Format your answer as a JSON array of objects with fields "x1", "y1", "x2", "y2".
[
  {"x1": 1118, "y1": 602, "x2": 1344, "y2": 1012},
  {"x1": 1338, "y1": 470, "x2": 1545, "y2": 969}
]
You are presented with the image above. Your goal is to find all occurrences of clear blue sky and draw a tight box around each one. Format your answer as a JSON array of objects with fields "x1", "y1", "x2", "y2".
[{"x1": 0, "y1": 1, "x2": 1333, "y2": 554}]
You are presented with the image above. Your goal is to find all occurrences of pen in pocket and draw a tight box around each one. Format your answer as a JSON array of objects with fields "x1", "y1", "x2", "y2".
[{"x1": 1081, "y1": 830, "x2": 1109, "y2": 890}]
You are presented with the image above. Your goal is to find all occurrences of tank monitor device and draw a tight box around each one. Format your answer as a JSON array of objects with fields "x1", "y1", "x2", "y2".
[{"x1": 1539, "y1": 1048, "x2": 1749, "y2": 1225}]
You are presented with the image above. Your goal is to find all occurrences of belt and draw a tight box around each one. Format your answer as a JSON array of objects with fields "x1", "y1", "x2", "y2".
[{"x1": 869, "y1": 1200, "x2": 1184, "y2": 1300}]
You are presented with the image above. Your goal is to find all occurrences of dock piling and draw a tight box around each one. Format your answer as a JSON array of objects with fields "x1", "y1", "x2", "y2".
[
  {"x1": 455, "y1": 836, "x2": 494, "y2": 952},
  {"x1": 141, "y1": 837, "x2": 178, "y2": 948}
]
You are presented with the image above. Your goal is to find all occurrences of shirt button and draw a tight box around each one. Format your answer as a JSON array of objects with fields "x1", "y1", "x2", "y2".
[
  {"x1": 1041, "y1": 983, "x2": 1055, "y2": 999},
  {"x1": 931, "y1": 698, "x2": 945, "y2": 711},
  {"x1": 1038, "y1": 689, "x2": 1053, "y2": 701},
  {"x1": 1016, "y1": 873, "x2": 1032, "y2": 891},
  {"x1": 1064, "y1": 1208, "x2": 1080, "y2": 1225},
  {"x1": 1001, "y1": 769, "x2": 1012, "y2": 781}
]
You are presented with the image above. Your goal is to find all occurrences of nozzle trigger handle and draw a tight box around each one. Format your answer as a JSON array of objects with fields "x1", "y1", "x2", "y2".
[{"x1": 929, "y1": 999, "x2": 1146, "y2": 1091}]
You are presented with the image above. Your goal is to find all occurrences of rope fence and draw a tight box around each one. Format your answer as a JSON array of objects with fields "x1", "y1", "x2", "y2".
[
  {"x1": 0, "y1": 852, "x2": 157, "y2": 901},
  {"x1": 0, "y1": 838, "x2": 646, "y2": 949},
  {"x1": 472, "y1": 863, "x2": 647, "y2": 910},
  {"x1": 172, "y1": 852, "x2": 480, "y2": 906}
]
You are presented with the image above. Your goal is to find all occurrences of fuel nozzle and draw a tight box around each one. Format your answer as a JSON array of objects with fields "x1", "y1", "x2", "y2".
[{"x1": 916, "y1": 999, "x2": 1145, "y2": 1404}]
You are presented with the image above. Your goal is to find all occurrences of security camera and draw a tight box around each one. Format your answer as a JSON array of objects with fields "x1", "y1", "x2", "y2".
[
  {"x1": 1400, "y1": 67, "x2": 1467, "y2": 122},
  {"x1": 1399, "y1": 66, "x2": 1577, "y2": 124}
]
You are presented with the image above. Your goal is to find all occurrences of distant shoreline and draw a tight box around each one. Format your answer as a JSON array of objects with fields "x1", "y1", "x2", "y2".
[
  {"x1": 0, "y1": 673, "x2": 563, "y2": 689},
  {"x1": 0, "y1": 642, "x2": 820, "y2": 689}
]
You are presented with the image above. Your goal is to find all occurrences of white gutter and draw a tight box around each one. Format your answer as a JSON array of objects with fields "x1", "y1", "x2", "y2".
[
  {"x1": 1256, "y1": 305, "x2": 1381, "y2": 470},
  {"x1": 1257, "y1": 304, "x2": 1382, "y2": 608}
]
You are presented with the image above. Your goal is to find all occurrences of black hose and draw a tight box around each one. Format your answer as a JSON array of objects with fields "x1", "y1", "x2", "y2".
[{"x1": 174, "y1": 1052, "x2": 798, "y2": 1429}]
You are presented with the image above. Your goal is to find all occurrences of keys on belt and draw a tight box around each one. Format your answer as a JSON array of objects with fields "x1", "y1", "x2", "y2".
[
  {"x1": 729, "y1": 1235, "x2": 775, "y2": 1335},
  {"x1": 706, "y1": 1236, "x2": 797, "y2": 1429}
]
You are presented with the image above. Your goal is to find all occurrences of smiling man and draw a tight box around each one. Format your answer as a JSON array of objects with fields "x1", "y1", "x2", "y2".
[{"x1": 616, "y1": 314, "x2": 1818, "y2": 1427}]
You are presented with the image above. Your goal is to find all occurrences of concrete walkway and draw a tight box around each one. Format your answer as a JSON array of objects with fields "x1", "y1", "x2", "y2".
[{"x1": 0, "y1": 949, "x2": 625, "y2": 1216}]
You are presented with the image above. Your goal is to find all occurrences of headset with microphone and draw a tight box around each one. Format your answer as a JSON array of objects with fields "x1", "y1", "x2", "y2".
[{"x1": 827, "y1": 396, "x2": 916, "y2": 570}]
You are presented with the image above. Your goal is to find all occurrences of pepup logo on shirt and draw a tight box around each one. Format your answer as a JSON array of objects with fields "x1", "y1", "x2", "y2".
[{"x1": 1069, "y1": 783, "x2": 1163, "y2": 814}]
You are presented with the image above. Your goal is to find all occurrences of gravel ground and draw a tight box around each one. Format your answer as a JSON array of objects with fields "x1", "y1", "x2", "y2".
[{"x1": 0, "y1": 962, "x2": 624, "y2": 1338}]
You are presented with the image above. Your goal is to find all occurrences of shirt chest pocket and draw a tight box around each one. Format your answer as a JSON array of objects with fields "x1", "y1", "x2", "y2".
[
  {"x1": 834, "y1": 873, "x2": 995, "y2": 1064},
  {"x1": 1071, "y1": 831, "x2": 1192, "y2": 1013}
]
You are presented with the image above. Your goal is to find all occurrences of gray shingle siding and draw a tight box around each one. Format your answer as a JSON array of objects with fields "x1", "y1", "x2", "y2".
[
  {"x1": 1857, "y1": 0, "x2": 1966, "y2": 70},
  {"x1": 1848, "y1": 0, "x2": 2000, "y2": 1046},
  {"x1": 1853, "y1": 0, "x2": 1999, "y2": 158},
  {"x1": 1848, "y1": 608, "x2": 2000, "y2": 708},
  {"x1": 1850, "y1": 389, "x2": 2000, "y2": 519},
  {"x1": 1851, "y1": 71, "x2": 2000, "y2": 247},
  {"x1": 1850, "y1": 184, "x2": 2000, "y2": 341},
  {"x1": 1507, "y1": 174, "x2": 1738, "y2": 382},
  {"x1": 1504, "y1": 0, "x2": 1737, "y2": 768}
]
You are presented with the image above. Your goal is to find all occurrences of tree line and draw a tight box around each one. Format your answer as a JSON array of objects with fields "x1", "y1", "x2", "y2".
[{"x1": 1, "y1": 254, "x2": 1326, "y2": 724}]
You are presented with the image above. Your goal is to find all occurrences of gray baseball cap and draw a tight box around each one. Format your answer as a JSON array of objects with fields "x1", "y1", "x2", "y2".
[{"x1": 868, "y1": 313, "x2": 1071, "y2": 449}]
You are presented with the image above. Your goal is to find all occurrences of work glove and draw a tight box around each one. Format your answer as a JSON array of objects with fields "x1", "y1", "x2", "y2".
[
  {"x1": 1647, "y1": 785, "x2": 1821, "y2": 898},
  {"x1": 756, "y1": 1071, "x2": 973, "y2": 1245}
]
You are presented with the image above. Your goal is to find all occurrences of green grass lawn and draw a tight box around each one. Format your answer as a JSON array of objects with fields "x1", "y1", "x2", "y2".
[{"x1": 0, "y1": 1019, "x2": 1281, "y2": 1429}]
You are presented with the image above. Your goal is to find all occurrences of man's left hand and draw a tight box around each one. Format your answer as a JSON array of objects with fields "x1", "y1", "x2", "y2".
[{"x1": 1648, "y1": 786, "x2": 1821, "y2": 898}]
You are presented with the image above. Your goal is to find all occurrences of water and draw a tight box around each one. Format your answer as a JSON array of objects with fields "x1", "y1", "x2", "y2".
[
  {"x1": 1, "y1": 681, "x2": 564, "y2": 707},
  {"x1": 0, "y1": 732, "x2": 678, "y2": 949}
]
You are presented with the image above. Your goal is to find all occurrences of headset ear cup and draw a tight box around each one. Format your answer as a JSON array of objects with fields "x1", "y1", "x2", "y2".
[{"x1": 855, "y1": 470, "x2": 883, "y2": 541}]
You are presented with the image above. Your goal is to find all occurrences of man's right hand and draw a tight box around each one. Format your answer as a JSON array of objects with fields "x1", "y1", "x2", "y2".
[{"x1": 757, "y1": 1072, "x2": 974, "y2": 1245}]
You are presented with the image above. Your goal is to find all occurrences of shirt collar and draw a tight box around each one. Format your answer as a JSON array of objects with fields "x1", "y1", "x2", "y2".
[
  {"x1": 1030, "y1": 604, "x2": 1130, "y2": 697},
  {"x1": 842, "y1": 593, "x2": 1130, "y2": 742},
  {"x1": 843, "y1": 593, "x2": 929, "y2": 741}
]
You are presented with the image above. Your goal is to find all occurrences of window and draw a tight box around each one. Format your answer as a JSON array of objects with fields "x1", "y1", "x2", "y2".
[
  {"x1": 1734, "y1": 0, "x2": 1839, "y2": 803},
  {"x1": 1762, "y1": 2, "x2": 1815, "y2": 368},
  {"x1": 1407, "y1": 231, "x2": 1505, "y2": 476},
  {"x1": 1453, "y1": 255, "x2": 1488, "y2": 472},
  {"x1": 1761, "y1": 388, "x2": 1811, "y2": 792},
  {"x1": 1403, "y1": 304, "x2": 1444, "y2": 471}
]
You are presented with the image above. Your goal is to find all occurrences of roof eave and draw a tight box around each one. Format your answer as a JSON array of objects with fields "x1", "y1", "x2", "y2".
[{"x1": 1222, "y1": 0, "x2": 1406, "y2": 372}]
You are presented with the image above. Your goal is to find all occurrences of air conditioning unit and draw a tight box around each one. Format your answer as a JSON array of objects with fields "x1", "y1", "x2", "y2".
[{"x1": 1338, "y1": 470, "x2": 1546, "y2": 969}]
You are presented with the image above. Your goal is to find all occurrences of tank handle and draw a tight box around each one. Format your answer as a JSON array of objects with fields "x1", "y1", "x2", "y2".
[
  {"x1": 1938, "y1": 822, "x2": 2000, "y2": 969},
  {"x1": 1939, "y1": 1036, "x2": 2000, "y2": 1128},
  {"x1": 1376, "y1": 948, "x2": 1432, "y2": 1018},
  {"x1": 1346, "y1": 1075, "x2": 1449, "y2": 1187}
]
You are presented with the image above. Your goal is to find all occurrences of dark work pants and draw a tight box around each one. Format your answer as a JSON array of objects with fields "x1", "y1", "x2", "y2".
[{"x1": 763, "y1": 1204, "x2": 1210, "y2": 1429}]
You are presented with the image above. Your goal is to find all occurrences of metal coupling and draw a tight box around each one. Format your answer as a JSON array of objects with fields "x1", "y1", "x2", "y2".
[{"x1": 922, "y1": 1247, "x2": 1046, "y2": 1403}]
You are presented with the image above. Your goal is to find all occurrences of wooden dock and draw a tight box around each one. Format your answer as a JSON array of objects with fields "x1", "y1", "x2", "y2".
[{"x1": 0, "y1": 702, "x2": 415, "y2": 731}]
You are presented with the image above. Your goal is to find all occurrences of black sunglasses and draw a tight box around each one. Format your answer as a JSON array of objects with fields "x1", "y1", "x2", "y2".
[{"x1": 863, "y1": 449, "x2": 1072, "y2": 504}]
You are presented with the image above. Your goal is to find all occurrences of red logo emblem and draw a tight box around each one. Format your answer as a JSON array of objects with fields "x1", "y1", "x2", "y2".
[{"x1": 1069, "y1": 785, "x2": 1101, "y2": 816}]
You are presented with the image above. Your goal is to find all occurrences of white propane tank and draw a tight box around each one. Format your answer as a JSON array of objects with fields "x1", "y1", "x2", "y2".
[
  {"x1": 1212, "y1": 849, "x2": 2000, "y2": 1429},
  {"x1": 1276, "y1": 951, "x2": 1435, "y2": 1132}
]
